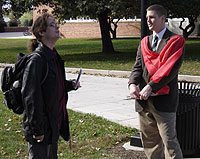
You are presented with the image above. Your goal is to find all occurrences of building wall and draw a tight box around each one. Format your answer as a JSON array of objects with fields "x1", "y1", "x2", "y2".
[
  {"x1": 59, "y1": 21, "x2": 141, "y2": 38},
  {"x1": 4, "y1": 26, "x2": 29, "y2": 32}
]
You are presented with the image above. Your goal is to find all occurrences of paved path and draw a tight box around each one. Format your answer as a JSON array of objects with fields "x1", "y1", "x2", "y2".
[
  {"x1": 0, "y1": 32, "x2": 32, "y2": 39},
  {"x1": 65, "y1": 68, "x2": 200, "y2": 130},
  {"x1": 67, "y1": 72, "x2": 140, "y2": 130}
]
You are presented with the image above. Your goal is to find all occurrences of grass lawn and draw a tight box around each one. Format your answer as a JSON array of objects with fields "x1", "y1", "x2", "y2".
[
  {"x1": 0, "y1": 38, "x2": 199, "y2": 75},
  {"x1": 0, "y1": 92, "x2": 135, "y2": 159}
]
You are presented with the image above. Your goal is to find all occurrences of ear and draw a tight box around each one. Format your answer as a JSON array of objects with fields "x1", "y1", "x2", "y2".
[{"x1": 161, "y1": 16, "x2": 166, "y2": 23}]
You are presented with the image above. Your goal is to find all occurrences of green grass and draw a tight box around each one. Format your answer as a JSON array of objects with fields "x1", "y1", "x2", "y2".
[
  {"x1": 0, "y1": 38, "x2": 199, "y2": 75},
  {"x1": 0, "y1": 93, "x2": 135, "y2": 159}
]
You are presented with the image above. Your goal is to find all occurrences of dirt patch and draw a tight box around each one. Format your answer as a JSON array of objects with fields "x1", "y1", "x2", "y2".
[{"x1": 107, "y1": 142, "x2": 147, "y2": 159}]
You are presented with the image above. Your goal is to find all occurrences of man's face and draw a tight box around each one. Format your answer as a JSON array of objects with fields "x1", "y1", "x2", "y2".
[
  {"x1": 43, "y1": 16, "x2": 60, "y2": 41},
  {"x1": 146, "y1": 10, "x2": 165, "y2": 33}
]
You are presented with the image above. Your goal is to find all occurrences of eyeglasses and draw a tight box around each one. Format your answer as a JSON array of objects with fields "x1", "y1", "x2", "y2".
[{"x1": 48, "y1": 22, "x2": 59, "y2": 28}]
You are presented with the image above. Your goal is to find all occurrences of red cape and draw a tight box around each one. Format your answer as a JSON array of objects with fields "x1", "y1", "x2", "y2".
[{"x1": 141, "y1": 35, "x2": 185, "y2": 95}]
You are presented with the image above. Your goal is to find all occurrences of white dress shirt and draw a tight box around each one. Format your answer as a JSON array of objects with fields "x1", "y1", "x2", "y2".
[{"x1": 152, "y1": 27, "x2": 167, "y2": 51}]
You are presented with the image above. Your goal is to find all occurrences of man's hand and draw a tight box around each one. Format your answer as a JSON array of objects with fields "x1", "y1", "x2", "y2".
[
  {"x1": 129, "y1": 84, "x2": 140, "y2": 99},
  {"x1": 139, "y1": 84, "x2": 152, "y2": 100},
  {"x1": 72, "y1": 79, "x2": 81, "y2": 90}
]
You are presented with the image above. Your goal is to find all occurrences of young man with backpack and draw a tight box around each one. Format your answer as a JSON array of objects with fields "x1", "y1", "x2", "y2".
[{"x1": 20, "y1": 13, "x2": 80, "y2": 158}]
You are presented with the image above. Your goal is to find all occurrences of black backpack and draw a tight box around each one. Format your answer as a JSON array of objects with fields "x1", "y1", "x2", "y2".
[{"x1": 1, "y1": 53, "x2": 48, "y2": 115}]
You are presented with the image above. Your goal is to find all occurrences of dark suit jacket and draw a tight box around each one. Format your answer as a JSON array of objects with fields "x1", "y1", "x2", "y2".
[{"x1": 129, "y1": 29, "x2": 184, "y2": 112}]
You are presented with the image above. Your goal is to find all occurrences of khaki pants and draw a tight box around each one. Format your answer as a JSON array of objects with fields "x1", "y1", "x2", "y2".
[{"x1": 139, "y1": 102, "x2": 183, "y2": 159}]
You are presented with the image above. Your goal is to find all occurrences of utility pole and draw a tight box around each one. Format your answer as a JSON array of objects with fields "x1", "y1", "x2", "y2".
[{"x1": 141, "y1": 0, "x2": 149, "y2": 38}]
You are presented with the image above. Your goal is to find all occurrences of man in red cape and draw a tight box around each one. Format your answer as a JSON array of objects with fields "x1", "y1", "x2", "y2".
[{"x1": 128, "y1": 4, "x2": 185, "y2": 159}]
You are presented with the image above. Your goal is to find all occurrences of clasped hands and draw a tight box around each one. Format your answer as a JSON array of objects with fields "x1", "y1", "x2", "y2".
[{"x1": 129, "y1": 84, "x2": 152, "y2": 100}]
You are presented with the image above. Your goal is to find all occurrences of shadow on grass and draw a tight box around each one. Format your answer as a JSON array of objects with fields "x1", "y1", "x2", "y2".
[
  {"x1": 61, "y1": 51, "x2": 136, "y2": 63},
  {"x1": 184, "y1": 43, "x2": 200, "y2": 60}
]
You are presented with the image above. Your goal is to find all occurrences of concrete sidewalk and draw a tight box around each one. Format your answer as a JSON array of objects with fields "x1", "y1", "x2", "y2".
[
  {"x1": 0, "y1": 32, "x2": 32, "y2": 39},
  {"x1": 67, "y1": 72, "x2": 140, "y2": 129},
  {"x1": 66, "y1": 68, "x2": 200, "y2": 130}
]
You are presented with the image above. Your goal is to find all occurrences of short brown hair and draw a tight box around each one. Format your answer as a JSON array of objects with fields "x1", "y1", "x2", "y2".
[
  {"x1": 147, "y1": 4, "x2": 167, "y2": 17},
  {"x1": 31, "y1": 13, "x2": 53, "y2": 41}
]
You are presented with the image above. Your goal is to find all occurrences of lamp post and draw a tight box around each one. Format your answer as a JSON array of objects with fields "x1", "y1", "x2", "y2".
[{"x1": 141, "y1": 0, "x2": 149, "y2": 38}]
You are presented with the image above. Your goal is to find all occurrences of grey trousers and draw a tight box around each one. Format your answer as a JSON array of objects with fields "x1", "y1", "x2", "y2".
[
  {"x1": 138, "y1": 102, "x2": 183, "y2": 159},
  {"x1": 28, "y1": 142, "x2": 58, "y2": 159}
]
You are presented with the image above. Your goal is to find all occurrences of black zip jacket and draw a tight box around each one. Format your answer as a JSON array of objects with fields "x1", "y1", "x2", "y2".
[{"x1": 22, "y1": 43, "x2": 74, "y2": 144}]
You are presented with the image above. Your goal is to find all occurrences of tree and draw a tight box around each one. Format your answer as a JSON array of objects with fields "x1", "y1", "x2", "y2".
[
  {"x1": 108, "y1": 17, "x2": 120, "y2": 39},
  {"x1": 0, "y1": 0, "x2": 32, "y2": 31},
  {"x1": 50, "y1": 0, "x2": 121, "y2": 53},
  {"x1": 3, "y1": 0, "x2": 32, "y2": 18},
  {"x1": 108, "y1": 0, "x2": 140, "y2": 39},
  {"x1": 1, "y1": 0, "x2": 140, "y2": 52},
  {"x1": 67, "y1": 0, "x2": 139, "y2": 52},
  {"x1": 31, "y1": 0, "x2": 140, "y2": 53},
  {"x1": 149, "y1": 0, "x2": 200, "y2": 39},
  {"x1": 0, "y1": 0, "x2": 6, "y2": 32}
]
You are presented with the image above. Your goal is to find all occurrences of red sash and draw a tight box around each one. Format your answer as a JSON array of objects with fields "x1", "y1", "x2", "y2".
[{"x1": 141, "y1": 35, "x2": 185, "y2": 95}]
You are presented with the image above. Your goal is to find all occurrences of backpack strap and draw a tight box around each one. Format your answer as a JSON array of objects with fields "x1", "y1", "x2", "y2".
[{"x1": 33, "y1": 53, "x2": 49, "y2": 85}]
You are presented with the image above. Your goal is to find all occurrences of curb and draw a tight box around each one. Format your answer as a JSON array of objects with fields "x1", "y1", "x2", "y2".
[{"x1": 66, "y1": 67, "x2": 130, "y2": 78}]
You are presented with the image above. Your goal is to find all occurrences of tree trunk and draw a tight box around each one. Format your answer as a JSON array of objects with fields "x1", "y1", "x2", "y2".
[
  {"x1": 112, "y1": 27, "x2": 117, "y2": 39},
  {"x1": 98, "y1": 10, "x2": 115, "y2": 53},
  {"x1": 109, "y1": 22, "x2": 117, "y2": 39},
  {"x1": 108, "y1": 18, "x2": 119, "y2": 39}
]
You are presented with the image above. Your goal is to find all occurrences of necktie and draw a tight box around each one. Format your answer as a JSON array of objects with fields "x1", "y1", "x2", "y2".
[{"x1": 152, "y1": 35, "x2": 158, "y2": 51}]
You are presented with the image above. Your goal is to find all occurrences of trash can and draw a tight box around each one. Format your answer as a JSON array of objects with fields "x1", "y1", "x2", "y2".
[{"x1": 176, "y1": 80, "x2": 200, "y2": 157}]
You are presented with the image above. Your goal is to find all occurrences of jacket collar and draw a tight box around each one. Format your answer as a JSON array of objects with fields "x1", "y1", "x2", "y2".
[
  {"x1": 34, "y1": 42, "x2": 57, "y2": 61},
  {"x1": 148, "y1": 29, "x2": 174, "y2": 53}
]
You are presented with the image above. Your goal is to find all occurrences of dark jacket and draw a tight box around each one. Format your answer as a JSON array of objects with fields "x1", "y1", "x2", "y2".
[
  {"x1": 22, "y1": 43, "x2": 74, "y2": 144},
  {"x1": 129, "y1": 29, "x2": 184, "y2": 112}
]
